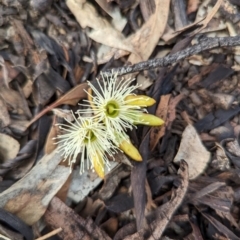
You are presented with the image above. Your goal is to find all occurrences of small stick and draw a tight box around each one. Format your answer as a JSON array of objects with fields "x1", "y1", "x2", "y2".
[
  {"x1": 102, "y1": 36, "x2": 240, "y2": 76},
  {"x1": 35, "y1": 228, "x2": 62, "y2": 240}
]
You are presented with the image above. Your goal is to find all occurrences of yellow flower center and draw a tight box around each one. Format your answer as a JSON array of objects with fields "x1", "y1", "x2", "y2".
[{"x1": 105, "y1": 100, "x2": 119, "y2": 118}]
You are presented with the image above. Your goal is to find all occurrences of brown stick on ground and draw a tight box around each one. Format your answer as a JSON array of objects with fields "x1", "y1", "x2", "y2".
[{"x1": 102, "y1": 36, "x2": 240, "y2": 76}]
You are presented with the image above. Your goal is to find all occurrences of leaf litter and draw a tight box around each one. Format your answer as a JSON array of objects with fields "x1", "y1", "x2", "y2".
[{"x1": 1, "y1": 0, "x2": 240, "y2": 239}]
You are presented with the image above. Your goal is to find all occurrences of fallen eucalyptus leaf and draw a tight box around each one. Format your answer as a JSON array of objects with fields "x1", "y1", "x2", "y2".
[
  {"x1": 66, "y1": 0, "x2": 135, "y2": 54},
  {"x1": 0, "y1": 133, "x2": 20, "y2": 161},
  {"x1": 0, "y1": 148, "x2": 70, "y2": 225},
  {"x1": 174, "y1": 124, "x2": 211, "y2": 179}
]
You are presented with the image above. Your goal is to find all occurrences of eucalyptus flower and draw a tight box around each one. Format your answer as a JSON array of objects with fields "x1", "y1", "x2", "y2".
[
  {"x1": 77, "y1": 72, "x2": 164, "y2": 146},
  {"x1": 55, "y1": 111, "x2": 116, "y2": 178}
]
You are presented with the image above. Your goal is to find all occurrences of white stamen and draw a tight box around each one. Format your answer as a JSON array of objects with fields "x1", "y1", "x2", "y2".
[
  {"x1": 77, "y1": 72, "x2": 144, "y2": 144},
  {"x1": 55, "y1": 111, "x2": 117, "y2": 174}
]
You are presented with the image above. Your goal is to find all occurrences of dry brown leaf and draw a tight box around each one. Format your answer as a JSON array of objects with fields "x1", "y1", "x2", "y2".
[
  {"x1": 51, "y1": 108, "x2": 75, "y2": 121},
  {"x1": 137, "y1": 74, "x2": 153, "y2": 90},
  {"x1": 150, "y1": 94, "x2": 171, "y2": 150},
  {"x1": 22, "y1": 79, "x2": 33, "y2": 98},
  {"x1": 9, "y1": 119, "x2": 30, "y2": 134},
  {"x1": 97, "y1": 47, "x2": 128, "y2": 65},
  {"x1": 44, "y1": 116, "x2": 58, "y2": 155},
  {"x1": 44, "y1": 197, "x2": 111, "y2": 240},
  {"x1": 95, "y1": 0, "x2": 127, "y2": 31},
  {"x1": 97, "y1": 0, "x2": 170, "y2": 64},
  {"x1": 0, "y1": 97, "x2": 10, "y2": 127},
  {"x1": 100, "y1": 217, "x2": 118, "y2": 238},
  {"x1": 27, "y1": 82, "x2": 88, "y2": 127},
  {"x1": 187, "y1": 0, "x2": 200, "y2": 14},
  {"x1": 212, "y1": 143, "x2": 230, "y2": 171},
  {"x1": 55, "y1": 83, "x2": 88, "y2": 106},
  {"x1": 167, "y1": 94, "x2": 184, "y2": 123},
  {"x1": 150, "y1": 94, "x2": 183, "y2": 150},
  {"x1": 188, "y1": 54, "x2": 213, "y2": 66},
  {"x1": 66, "y1": 0, "x2": 135, "y2": 54},
  {"x1": 0, "y1": 86, "x2": 32, "y2": 118},
  {"x1": 44, "y1": 115, "x2": 73, "y2": 202},
  {"x1": 128, "y1": 0, "x2": 170, "y2": 63},
  {"x1": 162, "y1": 0, "x2": 222, "y2": 42},
  {"x1": 180, "y1": 111, "x2": 193, "y2": 125},
  {"x1": 0, "y1": 133, "x2": 20, "y2": 161},
  {"x1": 0, "y1": 58, "x2": 20, "y2": 87},
  {"x1": 0, "y1": 148, "x2": 70, "y2": 225},
  {"x1": 56, "y1": 174, "x2": 73, "y2": 202},
  {"x1": 195, "y1": 0, "x2": 223, "y2": 34},
  {"x1": 173, "y1": 124, "x2": 211, "y2": 179},
  {"x1": 161, "y1": 18, "x2": 204, "y2": 42}
]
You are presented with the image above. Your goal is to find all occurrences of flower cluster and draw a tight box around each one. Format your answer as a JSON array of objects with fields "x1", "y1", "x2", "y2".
[{"x1": 55, "y1": 72, "x2": 164, "y2": 178}]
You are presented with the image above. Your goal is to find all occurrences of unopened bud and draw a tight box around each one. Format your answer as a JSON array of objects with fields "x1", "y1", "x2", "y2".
[
  {"x1": 125, "y1": 95, "x2": 156, "y2": 107},
  {"x1": 119, "y1": 139, "x2": 142, "y2": 161},
  {"x1": 135, "y1": 113, "x2": 164, "y2": 126}
]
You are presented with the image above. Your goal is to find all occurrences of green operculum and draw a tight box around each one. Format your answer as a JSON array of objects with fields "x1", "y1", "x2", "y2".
[
  {"x1": 124, "y1": 95, "x2": 156, "y2": 107},
  {"x1": 134, "y1": 113, "x2": 165, "y2": 126},
  {"x1": 84, "y1": 130, "x2": 97, "y2": 143},
  {"x1": 105, "y1": 100, "x2": 120, "y2": 118}
]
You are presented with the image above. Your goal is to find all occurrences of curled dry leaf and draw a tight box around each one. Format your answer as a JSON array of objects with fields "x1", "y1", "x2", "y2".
[
  {"x1": 150, "y1": 94, "x2": 183, "y2": 151},
  {"x1": 0, "y1": 133, "x2": 20, "y2": 161},
  {"x1": 0, "y1": 148, "x2": 70, "y2": 225},
  {"x1": 128, "y1": 0, "x2": 170, "y2": 63},
  {"x1": 97, "y1": 0, "x2": 170, "y2": 64},
  {"x1": 66, "y1": 0, "x2": 135, "y2": 54},
  {"x1": 150, "y1": 94, "x2": 171, "y2": 150},
  {"x1": 174, "y1": 124, "x2": 211, "y2": 179}
]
